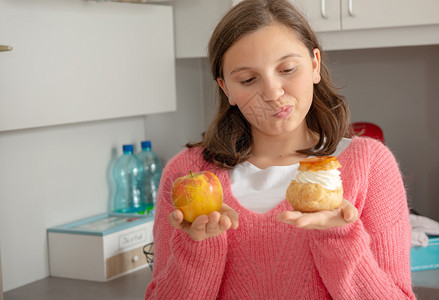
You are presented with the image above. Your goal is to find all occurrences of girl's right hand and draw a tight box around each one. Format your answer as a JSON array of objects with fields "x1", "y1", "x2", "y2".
[
  {"x1": 168, "y1": 203, "x2": 239, "y2": 242},
  {"x1": 276, "y1": 198, "x2": 358, "y2": 230}
]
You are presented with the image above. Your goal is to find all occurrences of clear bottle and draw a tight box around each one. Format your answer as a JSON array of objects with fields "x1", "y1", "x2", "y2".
[
  {"x1": 112, "y1": 144, "x2": 146, "y2": 214},
  {"x1": 136, "y1": 140, "x2": 163, "y2": 215}
]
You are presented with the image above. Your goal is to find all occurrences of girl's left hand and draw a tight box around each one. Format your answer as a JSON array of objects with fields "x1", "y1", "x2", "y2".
[{"x1": 276, "y1": 199, "x2": 358, "y2": 230}]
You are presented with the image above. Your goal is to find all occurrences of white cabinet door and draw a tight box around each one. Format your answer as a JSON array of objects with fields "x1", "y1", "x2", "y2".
[
  {"x1": 174, "y1": 0, "x2": 439, "y2": 57},
  {"x1": 0, "y1": 1, "x2": 176, "y2": 132},
  {"x1": 299, "y1": 0, "x2": 439, "y2": 32},
  {"x1": 292, "y1": 0, "x2": 341, "y2": 32},
  {"x1": 341, "y1": 0, "x2": 439, "y2": 30},
  {"x1": 234, "y1": 0, "x2": 342, "y2": 32},
  {"x1": 174, "y1": 0, "x2": 340, "y2": 58}
]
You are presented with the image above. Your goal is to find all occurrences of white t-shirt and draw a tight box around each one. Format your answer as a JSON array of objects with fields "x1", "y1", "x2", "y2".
[{"x1": 228, "y1": 138, "x2": 352, "y2": 213}]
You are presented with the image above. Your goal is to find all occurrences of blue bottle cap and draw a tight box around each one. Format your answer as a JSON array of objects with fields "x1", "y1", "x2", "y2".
[
  {"x1": 122, "y1": 144, "x2": 134, "y2": 153},
  {"x1": 141, "y1": 140, "x2": 152, "y2": 150}
]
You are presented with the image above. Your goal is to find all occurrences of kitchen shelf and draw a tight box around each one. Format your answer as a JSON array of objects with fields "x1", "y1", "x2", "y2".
[{"x1": 0, "y1": 2, "x2": 176, "y2": 132}]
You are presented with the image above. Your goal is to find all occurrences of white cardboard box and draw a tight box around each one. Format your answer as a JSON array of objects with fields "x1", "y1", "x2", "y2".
[{"x1": 48, "y1": 214, "x2": 154, "y2": 281}]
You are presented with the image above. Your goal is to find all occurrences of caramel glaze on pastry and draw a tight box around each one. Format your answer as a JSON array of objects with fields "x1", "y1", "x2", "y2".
[{"x1": 286, "y1": 156, "x2": 343, "y2": 212}]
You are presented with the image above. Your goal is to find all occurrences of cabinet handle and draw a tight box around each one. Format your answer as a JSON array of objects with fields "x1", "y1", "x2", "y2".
[
  {"x1": 320, "y1": 0, "x2": 328, "y2": 19},
  {"x1": 0, "y1": 45, "x2": 13, "y2": 52},
  {"x1": 348, "y1": 0, "x2": 355, "y2": 17}
]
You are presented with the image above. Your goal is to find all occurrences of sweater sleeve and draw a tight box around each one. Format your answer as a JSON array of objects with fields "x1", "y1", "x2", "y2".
[
  {"x1": 145, "y1": 149, "x2": 228, "y2": 300},
  {"x1": 308, "y1": 138, "x2": 415, "y2": 299}
]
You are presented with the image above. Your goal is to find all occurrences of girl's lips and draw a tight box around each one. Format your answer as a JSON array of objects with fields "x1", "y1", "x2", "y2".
[{"x1": 273, "y1": 105, "x2": 293, "y2": 118}]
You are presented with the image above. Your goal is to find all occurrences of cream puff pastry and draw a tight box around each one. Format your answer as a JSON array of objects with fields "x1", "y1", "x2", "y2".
[{"x1": 286, "y1": 156, "x2": 343, "y2": 212}]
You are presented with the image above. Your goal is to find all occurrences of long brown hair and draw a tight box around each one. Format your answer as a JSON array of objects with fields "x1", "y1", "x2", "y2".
[{"x1": 187, "y1": 0, "x2": 351, "y2": 169}]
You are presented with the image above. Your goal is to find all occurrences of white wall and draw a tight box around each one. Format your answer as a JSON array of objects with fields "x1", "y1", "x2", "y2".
[
  {"x1": 0, "y1": 117, "x2": 147, "y2": 291},
  {"x1": 144, "y1": 58, "x2": 206, "y2": 162}
]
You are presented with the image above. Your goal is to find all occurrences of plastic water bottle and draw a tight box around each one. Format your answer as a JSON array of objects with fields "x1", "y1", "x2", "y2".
[
  {"x1": 136, "y1": 141, "x2": 163, "y2": 215},
  {"x1": 112, "y1": 144, "x2": 146, "y2": 214}
]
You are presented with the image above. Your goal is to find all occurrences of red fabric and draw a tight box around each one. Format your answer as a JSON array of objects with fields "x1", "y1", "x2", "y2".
[
  {"x1": 352, "y1": 122, "x2": 385, "y2": 144},
  {"x1": 145, "y1": 137, "x2": 414, "y2": 299}
]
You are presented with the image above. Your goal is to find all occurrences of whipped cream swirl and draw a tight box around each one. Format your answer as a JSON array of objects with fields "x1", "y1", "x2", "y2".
[{"x1": 295, "y1": 169, "x2": 342, "y2": 190}]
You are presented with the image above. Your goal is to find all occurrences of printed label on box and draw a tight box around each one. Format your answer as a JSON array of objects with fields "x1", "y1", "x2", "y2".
[{"x1": 119, "y1": 229, "x2": 147, "y2": 250}]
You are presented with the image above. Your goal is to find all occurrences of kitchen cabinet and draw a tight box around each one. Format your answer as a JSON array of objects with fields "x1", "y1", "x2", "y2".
[
  {"x1": 173, "y1": 0, "x2": 342, "y2": 58},
  {"x1": 0, "y1": 1, "x2": 176, "y2": 132},
  {"x1": 340, "y1": 0, "x2": 439, "y2": 30},
  {"x1": 174, "y1": 0, "x2": 439, "y2": 58},
  {"x1": 293, "y1": 0, "x2": 439, "y2": 32},
  {"x1": 290, "y1": 0, "x2": 342, "y2": 32}
]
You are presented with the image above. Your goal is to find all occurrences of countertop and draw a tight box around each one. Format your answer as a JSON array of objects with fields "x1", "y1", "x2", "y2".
[
  {"x1": 4, "y1": 267, "x2": 439, "y2": 300},
  {"x1": 4, "y1": 267, "x2": 152, "y2": 300}
]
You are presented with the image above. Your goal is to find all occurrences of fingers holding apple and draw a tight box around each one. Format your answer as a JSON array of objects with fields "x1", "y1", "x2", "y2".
[
  {"x1": 170, "y1": 170, "x2": 238, "y2": 241},
  {"x1": 171, "y1": 171, "x2": 223, "y2": 223},
  {"x1": 218, "y1": 202, "x2": 239, "y2": 230},
  {"x1": 168, "y1": 203, "x2": 239, "y2": 242},
  {"x1": 206, "y1": 210, "x2": 222, "y2": 233}
]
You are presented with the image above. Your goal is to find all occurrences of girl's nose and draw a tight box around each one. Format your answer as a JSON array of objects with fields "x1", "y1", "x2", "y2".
[{"x1": 261, "y1": 77, "x2": 284, "y2": 101}]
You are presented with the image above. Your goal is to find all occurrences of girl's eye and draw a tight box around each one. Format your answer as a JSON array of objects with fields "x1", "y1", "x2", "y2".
[
  {"x1": 281, "y1": 67, "x2": 296, "y2": 74},
  {"x1": 240, "y1": 77, "x2": 255, "y2": 85}
]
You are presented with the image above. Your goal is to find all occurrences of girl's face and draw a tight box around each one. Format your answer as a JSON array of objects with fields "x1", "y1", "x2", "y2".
[{"x1": 217, "y1": 22, "x2": 321, "y2": 139}]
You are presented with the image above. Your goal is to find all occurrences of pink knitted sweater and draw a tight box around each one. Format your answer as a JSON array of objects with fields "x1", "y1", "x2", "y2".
[{"x1": 145, "y1": 137, "x2": 415, "y2": 299}]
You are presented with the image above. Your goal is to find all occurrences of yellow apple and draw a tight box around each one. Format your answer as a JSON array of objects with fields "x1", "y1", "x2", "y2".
[{"x1": 171, "y1": 171, "x2": 223, "y2": 223}]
